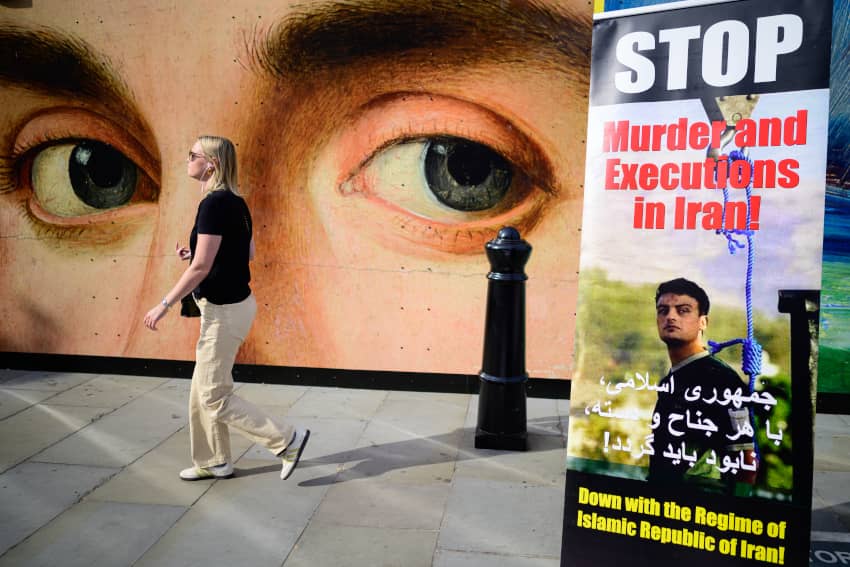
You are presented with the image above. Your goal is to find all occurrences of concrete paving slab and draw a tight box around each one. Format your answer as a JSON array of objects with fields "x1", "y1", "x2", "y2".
[
  {"x1": 814, "y1": 431, "x2": 850, "y2": 471},
  {"x1": 810, "y1": 492, "x2": 848, "y2": 533},
  {"x1": 0, "y1": 371, "x2": 845, "y2": 567},
  {"x1": 312, "y1": 477, "x2": 451, "y2": 529},
  {"x1": 335, "y1": 420, "x2": 461, "y2": 484},
  {"x1": 0, "y1": 388, "x2": 56, "y2": 420},
  {"x1": 283, "y1": 523, "x2": 438, "y2": 567},
  {"x1": 234, "y1": 382, "x2": 309, "y2": 408},
  {"x1": 371, "y1": 396, "x2": 469, "y2": 437},
  {"x1": 237, "y1": 418, "x2": 356, "y2": 484},
  {"x1": 86, "y1": 428, "x2": 240, "y2": 507},
  {"x1": 529, "y1": 398, "x2": 571, "y2": 439},
  {"x1": 386, "y1": 390, "x2": 471, "y2": 407},
  {"x1": 242, "y1": 416, "x2": 366, "y2": 465},
  {"x1": 0, "y1": 370, "x2": 25, "y2": 382},
  {"x1": 0, "y1": 500, "x2": 185, "y2": 567},
  {"x1": 161, "y1": 377, "x2": 192, "y2": 393},
  {"x1": 526, "y1": 398, "x2": 559, "y2": 419},
  {"x1": 286, "y1": 387, "x2": 388, "y2": 420},
  {"x1": 242, "y1": 416, "x2": 368, "y2": 487},
  {"x1": 460, "y1": 396, "x2": 567, "y2": 485},
  {"x1": 360, "y1": 412, "x2": 464, "y2": 446},
  {"x1": 434, "y1": 550, "x2": 560, "y2": 567},
  {"x1": 815, "y1": 414, "x2": 850, "y2": 435},
  {"x1": 454, "y1": 433, "x2": 567, "y2": 487},
  {"x1": 33, "y1": 386, "x2": 188, "y2": 468},
  {"x1": 135, "y1": 457, "x2": 330, "y2": 567},
  {"x1": 438, "y1": 477, "x2": 564, "y2": 559},
  {"x1": 466, "y1": 396, "x2": 568, "y2": 440},
  {"x1": 528, "y1": 415, "x2": 568, "y2": 438},
  {"x1": 0, "y1": 462, "x2": 119, "y2": 555},
  {"x1": 0, "y1": 371, "x2": 95, "y2": 392},
  {"x1": 814, "y1": 472, "x2": 850, "y2": 511},
  {"x1": 45, "y1": 375, "x2": 166, "y2": 409},
  {"x1": 0, "y1": 404, "x2": 111, "y2": 474},
  {"x1": 812, "y1": 503, "x2": 850, "y2": 533},
  {"x1": 337, "y1": 454, "x2": 458, "y2": 485},
  {"x1": 464, "y1": 397, "x2": 478, "y2": 429}
]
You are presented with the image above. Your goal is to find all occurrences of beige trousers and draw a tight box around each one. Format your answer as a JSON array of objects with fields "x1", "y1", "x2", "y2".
[{"x1": 190, "y1": 294, "x2": 293, "y2": 468}]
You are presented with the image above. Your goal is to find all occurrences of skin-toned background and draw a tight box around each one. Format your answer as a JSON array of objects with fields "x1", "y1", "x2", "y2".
[{"x1": 0, "y1": 0, "x2": 591, "y2": 378}]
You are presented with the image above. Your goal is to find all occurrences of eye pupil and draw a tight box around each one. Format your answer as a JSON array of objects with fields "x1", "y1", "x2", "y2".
[
  {"x1": 446, "y1": 143, "x2": 492, "y2": 186},
  {"x1": 424, "y1": 137, "x2": 511, "y2": 212},
  {"x1": 69, "y1": 141, "x2": 137, "y2": 209}
]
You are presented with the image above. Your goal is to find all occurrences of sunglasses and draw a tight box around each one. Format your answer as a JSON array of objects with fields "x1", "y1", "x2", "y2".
[{"x1": 188, "y1": 151, "x2": 206, "y2": 161}]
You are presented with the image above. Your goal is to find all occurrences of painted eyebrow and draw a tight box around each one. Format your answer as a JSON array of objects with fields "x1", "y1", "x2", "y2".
[
  {"x1": 248, "y1": 0, "x2": 591, "y2": 81},
  {"x1": 0, "y1": 25, "x2": 147, "y2": 135}
]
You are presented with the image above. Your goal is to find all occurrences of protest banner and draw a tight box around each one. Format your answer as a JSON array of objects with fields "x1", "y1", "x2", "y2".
[{"x1": 562, "y1": 1, "x2": 832, "y2": 565}]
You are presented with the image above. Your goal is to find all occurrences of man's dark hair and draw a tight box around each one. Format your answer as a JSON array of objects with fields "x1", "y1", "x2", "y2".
[{"x1": 655, "y1": 278, "x2": 710, "y2": 315}]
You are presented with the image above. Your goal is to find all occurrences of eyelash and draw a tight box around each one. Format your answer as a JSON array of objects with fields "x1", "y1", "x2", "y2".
[
  {"x1": 0, "y1": 154, "x2": 18, "y2": 194},
  {"x1": 350, "y1": 111, "x2": 555, "y2": 195},
  {"x1": 4, "y1": 132, "x2": 158, "y2": 237},
  {"x1": 354, "y1": 134, "x2": 548, "y2": 202},
  {"x1": 18, "y1": 201, "x2": 88, "y2": 240}
]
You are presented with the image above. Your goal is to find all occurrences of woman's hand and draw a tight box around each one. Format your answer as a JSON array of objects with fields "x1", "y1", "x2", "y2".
[
  {"x1": 144, "y1": 303, "x2": 169, "y2": 330},
  {"x1": 176, "y1": 241, "x2": 192, "y2": 261}
]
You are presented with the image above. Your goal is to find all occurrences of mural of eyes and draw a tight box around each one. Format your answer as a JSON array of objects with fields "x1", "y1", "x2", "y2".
[
  {"x1": 32, "y1": 140, "x2": 139, "y2": 216},
  {"x1": 330, "y1": 93, "x2": 556, "y2": 253},
  {"x1": 6, "y1": 110, "x2": 160, "y2": 232}
]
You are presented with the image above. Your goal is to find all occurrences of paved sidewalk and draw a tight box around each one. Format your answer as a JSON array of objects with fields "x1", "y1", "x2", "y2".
[{"x1": 0, "y1": 368, "x2": 847, "y2": 566}]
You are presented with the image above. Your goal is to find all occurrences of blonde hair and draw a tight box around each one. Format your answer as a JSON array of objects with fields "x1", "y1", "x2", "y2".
[{"x1": 197, "y1": 135, "x2": 239, "y2": 194}]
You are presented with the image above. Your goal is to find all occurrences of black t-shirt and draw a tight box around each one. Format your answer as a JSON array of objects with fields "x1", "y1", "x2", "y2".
[
  {"x1": 189, "y1": 189, "x2": 252, "y2": 304},
  {"x1": 647, "y1": 352, "x2": 755, "y2": 490}
]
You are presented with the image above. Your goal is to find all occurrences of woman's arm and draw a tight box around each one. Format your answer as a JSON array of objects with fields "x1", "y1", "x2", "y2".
[
  {"x1": 249, "y1": 238, "x2": 255, "y2": 262},
  {"x1": 143, "y1": 234, "x2": 222, "y2": 330}
]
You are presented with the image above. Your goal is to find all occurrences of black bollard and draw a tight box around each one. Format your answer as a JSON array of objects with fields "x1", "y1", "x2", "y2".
[{"x1": 475, "y1": 227, "x2": 531, "y2": 451}]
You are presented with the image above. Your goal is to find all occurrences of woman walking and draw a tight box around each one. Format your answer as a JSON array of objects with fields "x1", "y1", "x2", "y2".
[{"x1": 143, "y1": 135, "x2": 309, "y2": 481}]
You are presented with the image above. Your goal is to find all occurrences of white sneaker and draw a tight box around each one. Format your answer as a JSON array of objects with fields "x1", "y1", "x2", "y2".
[
  {"x1": 179, "y1": 462, "x2": 234, "y2": 481},
  {"x1": 280, "y1": 428, "x2": 310, "y2": 480}
]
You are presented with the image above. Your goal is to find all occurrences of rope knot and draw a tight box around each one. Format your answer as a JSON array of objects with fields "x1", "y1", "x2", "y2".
[{"x1": 742, "y1": 339, "x2": 763, "y2": 377}]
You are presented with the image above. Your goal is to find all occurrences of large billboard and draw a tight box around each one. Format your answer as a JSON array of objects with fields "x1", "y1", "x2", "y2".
[{"x1": 0, "y1": 0, "x2": 591, "y2": 377}]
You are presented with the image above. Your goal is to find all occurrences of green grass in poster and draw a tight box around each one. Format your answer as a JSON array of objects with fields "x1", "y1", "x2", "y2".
[{"x1": 571, "y1": 270, "x2": 795, "y2": 497}]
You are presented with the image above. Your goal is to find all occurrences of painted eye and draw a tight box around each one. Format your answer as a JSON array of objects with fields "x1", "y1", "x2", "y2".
[
  {"x1": 343, "y1": 135, "x2": 529, "y2": 223},
  {"x1": 321, "y1": 93, "x2": 558, "y2": 254},
  {"x1": 31, "y1": 140, "x2": 142, "y2": 216},
  {"x1": 423, "y1": 137, "x2": 512, "y2": 212}
]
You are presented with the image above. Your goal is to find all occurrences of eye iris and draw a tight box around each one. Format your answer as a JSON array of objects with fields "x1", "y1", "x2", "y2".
[
  {"x1": 69, "y1": 141, "x2": 137, "y2": 209},
  {"x1": 424, "y1": 137, "x2": 512, "y2": 211}
]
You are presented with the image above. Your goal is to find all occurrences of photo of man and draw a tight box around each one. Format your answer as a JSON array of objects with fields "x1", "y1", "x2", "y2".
[{"x1": 648, "y1": 278, "x2": 757, "y2": 494}]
